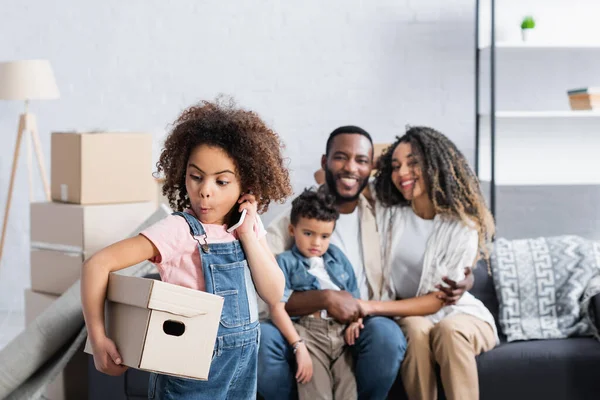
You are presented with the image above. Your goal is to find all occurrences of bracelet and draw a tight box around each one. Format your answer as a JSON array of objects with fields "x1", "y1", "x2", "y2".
[{"x1": 292, "y1": 339, "x2": 304, "y2": 354}]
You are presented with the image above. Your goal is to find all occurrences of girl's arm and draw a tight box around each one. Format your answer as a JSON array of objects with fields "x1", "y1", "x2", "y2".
[
  {"x1": 81, "y1": 235, "x2": 159, "y2": 375},
  {"x1": 240, "y1": 234, "x2": 285, "y2": 306},
  {"x1": 359, "y1": 291, "x2": 444, "y2": 318},
  {"x1": 236, "y1": 194, "x2": 285, "y2": 306}
]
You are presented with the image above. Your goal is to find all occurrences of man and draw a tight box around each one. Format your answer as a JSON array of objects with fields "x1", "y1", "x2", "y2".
[{"x1": 258, "y1": 126, "x2": 407, "y2": 400}]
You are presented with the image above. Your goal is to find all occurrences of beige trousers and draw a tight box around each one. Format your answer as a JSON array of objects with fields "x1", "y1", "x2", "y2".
[
  {"x1": 398, "y1": 314, "x2": 496, "y2": 400},
  {"x1": 294, "y1": 317, "x2": 357, "y2": 400}
]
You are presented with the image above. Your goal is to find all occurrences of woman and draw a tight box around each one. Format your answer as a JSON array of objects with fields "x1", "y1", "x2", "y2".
[{"x1": 356, "y1": 126, "x2": 497, "y2": 400}]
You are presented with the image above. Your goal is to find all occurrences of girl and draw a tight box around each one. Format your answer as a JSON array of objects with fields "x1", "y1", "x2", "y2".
[
  {"x1": 352, "y1": 126, "x2": 497, "y2": 400},
  {"x1": 81, "y1": 99, "x2": 292, "y2": 400}
]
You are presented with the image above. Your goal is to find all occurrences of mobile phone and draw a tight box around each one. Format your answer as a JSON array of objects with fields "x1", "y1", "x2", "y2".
[{"x1": 227, "y1": 208, "x2": 247, "y2": 233}]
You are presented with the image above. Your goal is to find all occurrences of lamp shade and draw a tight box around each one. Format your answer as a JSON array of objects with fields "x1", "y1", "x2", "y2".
[{"x1": 0, "y1": 59, "x2": 60, "y2": 101}]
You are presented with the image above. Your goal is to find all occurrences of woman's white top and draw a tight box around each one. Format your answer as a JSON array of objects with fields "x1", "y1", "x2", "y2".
[
  {"x1": 375, "y1": 203, "x2": 498, "y2": 342},
  {"x1": 389, "y1": 209, "x2": 435, "y2": 300}
]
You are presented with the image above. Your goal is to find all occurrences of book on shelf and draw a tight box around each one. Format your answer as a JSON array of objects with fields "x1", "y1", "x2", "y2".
[
  {"x1": 567, "y1": 87, "x2": 600, "y2": 110},
  {"x1": 567, "y1": 87, "x2": 600, "y2": 96}
]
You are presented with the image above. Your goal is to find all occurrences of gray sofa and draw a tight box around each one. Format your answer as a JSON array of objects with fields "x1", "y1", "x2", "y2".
[
  {"x1": 88, "y1": 265, "x2": 600, "y2": 400},
  {"x1": 389, "y1": 262, "x2": 600, "y2": 400}
]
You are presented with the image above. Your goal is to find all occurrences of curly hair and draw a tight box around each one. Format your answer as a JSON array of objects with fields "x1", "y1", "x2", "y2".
[
  {"x1": 156, "y1": 98, "x2": 293, "y2": 214},
  {"x1": 290, "y1": 187, "x2": 339, "y2": 225},
  {"x1": 373, "y1": 126, "x2": 495, "y2": 260}
]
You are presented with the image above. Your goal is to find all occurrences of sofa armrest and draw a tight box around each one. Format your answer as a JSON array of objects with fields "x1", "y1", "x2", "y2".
[{"x1": 593, "y1": 293, "x2": 600, "y2": 333}]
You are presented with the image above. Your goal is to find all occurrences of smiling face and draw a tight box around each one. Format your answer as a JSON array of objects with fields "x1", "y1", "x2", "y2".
[
  {"x1": 322, "y1": 133, "x2": 373, "y2": 203},
  {"x1": 391, "y1": 142, "x2": 428, "y2": 202},
  {"x1": 185, "y1": 144, "x2": 242, "y2": 225},
  {"x1": 289, "y1": 217, "x2": 335, "y2": 258}
]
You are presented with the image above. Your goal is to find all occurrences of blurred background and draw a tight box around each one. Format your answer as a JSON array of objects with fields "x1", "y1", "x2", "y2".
[{"x1": 1, "y1": 0, "x2": 599, "y2": 340}]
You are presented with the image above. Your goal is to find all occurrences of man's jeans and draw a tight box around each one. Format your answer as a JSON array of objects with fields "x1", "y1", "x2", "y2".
[{"x1": 258, "y1": 316, "x2": 407, "y2": 400}]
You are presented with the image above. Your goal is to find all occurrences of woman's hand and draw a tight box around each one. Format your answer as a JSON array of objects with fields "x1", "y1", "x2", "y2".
[
  {"x1": 344, "y1": 318, "x2": 365, "y2": 346},
  {"x1": 357, "y1": 299, "x2": 372, "y2": 317},
  {"x1": 295, "y1": 342, "x2": 313, "y2": 384},
  {"x1": 235, "y1": 193, "x2": 258, "y2": 237}
]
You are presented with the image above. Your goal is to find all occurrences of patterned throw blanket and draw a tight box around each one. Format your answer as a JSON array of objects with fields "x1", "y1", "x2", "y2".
[{"x1": 492, "y1": 235, "x2": 600, "y2": 342}]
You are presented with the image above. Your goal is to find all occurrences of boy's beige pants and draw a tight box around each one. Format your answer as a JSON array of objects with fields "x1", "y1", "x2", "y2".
[
  {"x1": 294, "y1": 316, "x2": 356, "y2": 400},
  {"x1": 398, "y1": 313, "x2": 496, "y2": 400}
]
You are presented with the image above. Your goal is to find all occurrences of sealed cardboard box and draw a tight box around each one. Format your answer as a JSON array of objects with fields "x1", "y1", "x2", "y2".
[
  {"x1": 30, "y1": 249, "x2": 82, "y2": 295},
  {"x1": 30, "y1": 201, "x2": 156, "y2": 257},
  {"x1": 373, "y1": 143, "x2": 391, "y2": 160},
  {"x1": 85, "y1": 274, "x2": 224, "y2": 380},
  {"x1": 155, "y1": 177, "x2": 170, "y2": 207},
  {"x1": 25, "y1": 289, "x2": 88, "y2": 400},
  {"x1": 51, "y1": 132, "x2": 154, "y2": 204},
  {"x1": 30, "y1": 203, "x2": 169, "y2": 296}
]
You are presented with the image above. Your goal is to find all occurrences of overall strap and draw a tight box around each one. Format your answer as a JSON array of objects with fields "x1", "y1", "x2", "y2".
[{"x1": 172, "y1": 211, "x2": 206, "y2": 236}]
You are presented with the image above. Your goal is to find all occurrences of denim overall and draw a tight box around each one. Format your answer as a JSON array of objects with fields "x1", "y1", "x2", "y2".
[{"x1": 148, "y1": 212, "x2": 260, "y2": 400}]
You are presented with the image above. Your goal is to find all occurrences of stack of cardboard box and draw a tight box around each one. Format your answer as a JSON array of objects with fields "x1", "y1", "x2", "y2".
[{"x1": 27, "y1": 132, "x2": 158, "y2": 400}]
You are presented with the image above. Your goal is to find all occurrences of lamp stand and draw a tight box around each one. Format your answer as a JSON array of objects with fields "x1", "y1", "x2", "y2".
[{"x1": 0, "y1": 106, "x2": 51, "y2": 263}]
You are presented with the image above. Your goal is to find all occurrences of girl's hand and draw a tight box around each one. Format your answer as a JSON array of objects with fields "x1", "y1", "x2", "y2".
[
  {"x1": 91, "y1": 335, "x2": 128, "y2": 376},
  {"x1": 344, "y1": 318, "x2": 364, "y2": 346},
  {"x1": 235, "y1": 193, "x2": 258, "y2": 237},
  {"x1": 294, "y1": 342, "x2": 313, "y2": 384}
]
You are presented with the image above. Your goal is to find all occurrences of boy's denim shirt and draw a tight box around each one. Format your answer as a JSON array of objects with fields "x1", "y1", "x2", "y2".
[{"x1": 276, "y1": 244, "x2": 360, "y2": 302}]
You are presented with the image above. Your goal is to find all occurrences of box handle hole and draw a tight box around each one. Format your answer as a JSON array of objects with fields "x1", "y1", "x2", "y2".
[{"x1": 163, "y1": 320, "x2": 185, "y2": 337}]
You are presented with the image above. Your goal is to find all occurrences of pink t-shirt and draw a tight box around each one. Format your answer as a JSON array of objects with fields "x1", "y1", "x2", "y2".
[{"x1": 141, "y1": 210, "x2": 266, "y2": 292}]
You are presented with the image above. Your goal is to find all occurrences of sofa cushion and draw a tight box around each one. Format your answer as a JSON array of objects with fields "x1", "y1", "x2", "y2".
[{"x1": 492, "y1": 236, "x2": 600, "y2": 342}]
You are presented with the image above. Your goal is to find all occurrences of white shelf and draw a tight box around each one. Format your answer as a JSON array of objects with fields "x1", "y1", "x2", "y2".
[
  {"x1": 477, "y1": 113, "x2": 600, "y2": 185},
  {"x1": 479, "y1": 42, "x2": 600, "y2": 50},
  {"x1": 479, "y1": 111, "x2": 600, "y2": 118}
]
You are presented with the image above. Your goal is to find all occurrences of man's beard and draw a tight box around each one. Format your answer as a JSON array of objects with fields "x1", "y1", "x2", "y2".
[{"x1": 324, "y1": 168, "x2": 369, "y2": 203}]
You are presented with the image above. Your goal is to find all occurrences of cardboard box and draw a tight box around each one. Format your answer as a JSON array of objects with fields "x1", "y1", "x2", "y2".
[
  {"x1": 373, "y1": 143, "x2": 391, "y2": 161},
  {"x1": 51, "y1": 132, "x2": 154, "y2": 204},
  {"x1": 24, "y1": 289, "x2": 88, "y2": 400},
  {"x1": 30, "y1": 249, "x2": 82, "y2": 295},
  {"x1": 85, "y1": 274, "x2": 224, "y2": 380},
  {"x1": 371, "y1": 143, "x2": 392, "y2": 175},
  {"x1": 155, "y1": 177, "x2": 170, "y2": 207},
  {"x1": 31, "y1": 201, "x2": 156, "y2": 257}
]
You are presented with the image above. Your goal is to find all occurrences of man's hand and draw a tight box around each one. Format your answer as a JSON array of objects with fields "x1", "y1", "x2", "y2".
[
  {"x1": 325, "y1": 290, "x2": 362, "y2": 324},
  {"x1": 435, "y1": 267, "x2": 474, "y2": 306}
]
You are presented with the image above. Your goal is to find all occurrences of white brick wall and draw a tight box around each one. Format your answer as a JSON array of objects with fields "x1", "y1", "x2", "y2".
[
  {"x1": 3, "y1": 0, "x2": 597, "y2": 311},
  {"x1": 0, "y1": 0, "x2": 478, "y2": 310}
]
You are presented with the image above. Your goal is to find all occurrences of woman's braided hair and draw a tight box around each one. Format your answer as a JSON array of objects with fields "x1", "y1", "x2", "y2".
[{"x1": 374, "y1": 126, "x2": 495, "y2": 260}]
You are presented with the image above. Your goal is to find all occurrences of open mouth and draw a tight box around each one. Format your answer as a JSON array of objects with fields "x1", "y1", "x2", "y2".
[{"x1": 338, "y1": 176, "x2": 359, "y2": 189}]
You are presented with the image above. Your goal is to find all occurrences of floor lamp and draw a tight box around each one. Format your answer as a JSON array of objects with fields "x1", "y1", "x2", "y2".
[{"x1": 0, "y1": 59, "x2": 60, "y2": 265}]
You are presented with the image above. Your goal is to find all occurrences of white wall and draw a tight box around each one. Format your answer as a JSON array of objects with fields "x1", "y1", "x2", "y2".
[
  {"x1": 0, "y1": 0, "x2": 478, "y2": 311},
  {"x1": 1, "y1": 0, "x2": 598, "y2": 311}
]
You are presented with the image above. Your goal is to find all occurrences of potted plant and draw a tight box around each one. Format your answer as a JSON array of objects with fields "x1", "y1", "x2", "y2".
[{"x1": 521, "y1": 16, "x2": 536, "y2": 42}]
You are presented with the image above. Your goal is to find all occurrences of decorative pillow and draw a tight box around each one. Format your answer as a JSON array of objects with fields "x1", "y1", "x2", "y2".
[{"x1": 492, "y1": 235, "x2": 600, "y2": 342}]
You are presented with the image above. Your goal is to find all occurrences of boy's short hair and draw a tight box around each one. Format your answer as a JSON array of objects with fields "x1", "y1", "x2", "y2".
[{"x1": 290, "y1": 187, "x2": 339, "y2": 226}]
